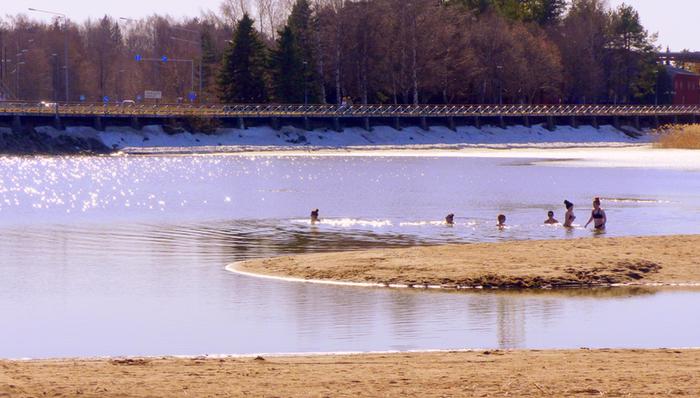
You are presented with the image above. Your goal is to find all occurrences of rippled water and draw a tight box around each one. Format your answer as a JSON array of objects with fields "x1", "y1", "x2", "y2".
[{"x1": 1, "y1": 153, "x2": 700, "y2": 358}]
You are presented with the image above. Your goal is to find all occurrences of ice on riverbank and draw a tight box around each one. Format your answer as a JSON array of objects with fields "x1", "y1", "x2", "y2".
[{"x1": 33, "y1": 123, "x2": 649, "y2": 152}]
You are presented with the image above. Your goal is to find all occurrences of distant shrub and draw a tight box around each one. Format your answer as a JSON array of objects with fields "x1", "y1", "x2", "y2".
[
  {"x1": 655, "y1": 124, "x2": 700, "y2": 149},
  {"x1": 186, "y1": 116, "x2": 221, "y2": 135}
]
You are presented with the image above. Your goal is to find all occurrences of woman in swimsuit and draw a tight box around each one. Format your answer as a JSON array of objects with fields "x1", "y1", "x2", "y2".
[
  {"x1": 563, "y1": 200, "x2": 576, "y2": 228},
  {"x1": 585, "y1": 197, "x2": 607, "y2": 230}
]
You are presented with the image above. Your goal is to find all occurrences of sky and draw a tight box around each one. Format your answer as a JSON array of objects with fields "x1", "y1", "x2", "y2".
[{"x1": 3, "y1": 0, "x2": 698, "y2": 51}]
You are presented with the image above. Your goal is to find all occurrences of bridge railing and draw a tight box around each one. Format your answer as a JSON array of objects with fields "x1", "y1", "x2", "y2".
[{"x1": 0, "y1": 103, "x2": 699, "y2": 118}]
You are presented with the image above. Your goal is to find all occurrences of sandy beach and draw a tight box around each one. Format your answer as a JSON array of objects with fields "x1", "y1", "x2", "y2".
[
  {"x1": 234, "y1": 235, "x2": 700, "y2": 289},
  {"x1": 2, "y1": 349, "x2": 699, "y2": 397}
]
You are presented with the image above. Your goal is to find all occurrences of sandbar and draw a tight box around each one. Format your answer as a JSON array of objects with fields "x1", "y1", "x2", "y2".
[{"x1": 233, "y1": 235, "x2": 700, "y2": 289}]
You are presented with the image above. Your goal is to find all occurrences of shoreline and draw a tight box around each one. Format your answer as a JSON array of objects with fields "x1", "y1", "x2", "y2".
[
  {"x1": 3, "y1": 349, "x2": 700, "y2": 397},
  {"x1": 233, "y1": 235, "x2": 700, "y2": 290}
]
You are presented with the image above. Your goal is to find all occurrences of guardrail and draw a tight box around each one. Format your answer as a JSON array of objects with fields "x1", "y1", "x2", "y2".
[{"x1": 0, "y1": 103, "x2": 699, "y2": 118}]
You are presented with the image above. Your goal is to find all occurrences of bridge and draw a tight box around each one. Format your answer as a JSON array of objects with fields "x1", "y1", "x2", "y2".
[{"x1": 1, "y1": 103, "x2": 698, "y2": 132}]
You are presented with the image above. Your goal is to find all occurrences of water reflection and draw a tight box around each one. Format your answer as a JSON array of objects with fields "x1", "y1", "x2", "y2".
[{"x1": 1, "y1": 154, "x2": 700, "y2": 357}]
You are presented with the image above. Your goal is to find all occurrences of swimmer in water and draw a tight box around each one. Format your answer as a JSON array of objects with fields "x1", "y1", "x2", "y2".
[
  {"x1": 497, "y1": 214, "x2": 506, "y2": 228},
  {"x1": 544, "y1": 211, "x2": 559, "y2": 225},
  {"x1": 445, "y1": 213, "x2": 455, "y2": 225},
  {"x1": 310, "y1": 208, "x2": 320, "y2": 224},
  {"x1": 563, "y1": 200, "x2": 576, "y2": 228},
  {"x1": 585, "y1": 197, "x2": 607, "y2": 230}
]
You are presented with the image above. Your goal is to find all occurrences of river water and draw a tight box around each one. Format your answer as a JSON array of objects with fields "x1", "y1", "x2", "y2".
[{"x1": 1, "y1": 150, "x2": 699, "y2": 358}]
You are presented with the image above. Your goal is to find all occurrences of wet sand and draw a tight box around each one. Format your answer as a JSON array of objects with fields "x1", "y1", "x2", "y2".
[
  {"x1": 2, "y1": 349, "x2": 699, "y2": 397},
  {"x1": 234, "y1": 235, "x2": 700, "y2": 289}
]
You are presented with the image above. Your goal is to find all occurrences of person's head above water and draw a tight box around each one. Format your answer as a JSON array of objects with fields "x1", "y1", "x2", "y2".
[
  {"x1": 593, "y1": 197, "x2": 601, "y2": 208},
  {"x1": 564, "y1": 200, "x2": 574, "y2": 210},
  {"x1": 497, "y1": 214, "x2": 506, "y2": 225},
  {"x1": 445, "y1": 213, "x2": 455, "y2": 224},
  {"x1": 310, "y1": 209, "x2": 319, "y2": 221},
  {"x1": 548, "y1": 211, "x2": 555, "y2": 218}
]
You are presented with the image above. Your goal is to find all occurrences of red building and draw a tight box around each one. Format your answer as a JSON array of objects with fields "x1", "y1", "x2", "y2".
[{"x1": 666, "y1": 65, "x2": 700, "y2": 105}]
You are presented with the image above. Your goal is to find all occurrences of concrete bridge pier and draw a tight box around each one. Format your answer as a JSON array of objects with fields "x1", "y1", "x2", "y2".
[
  {"x1": 546, "y1": 116, "x2": 555, "y2": 131},
  {"x1": 362, "y1": 117, "x2": 371, "y2": 132},
  {"x1": 11, "y1": 115, "x2": 21, "y2": 133},
  {"x1": 420, "y1": 116, "x2": 429, "y2": 131},
  {"x1": 332, "y1": 117, "x2": 341, "y2": 132},
  {"x1": 692, "y1": 114, "x2": 697, "y2": 124},
  {"x1": 303, "y1": 117, "x2": 312, "y2": 131},
  {"x1": 474, "y1": 116, "x2": 480, "y2": 129},
  {"x1": 673, "y1": 115, "x2": 679, "y2": 125},
  {"x1": 592, "y1": 116, "x2": 599, "y2": 129},
  {"x1": 498, "y1": 115, "x2": 505, "y2": 129},
  {"x1": 392, "y1": 117, "x2": 401, "y2": 131},
  {"x1": 633, "y1": 116, "x2": 641, "y2": 130},
  {"x1": 447, "y1": 116, "x2": 456, "y2": 131},
  {"x1": 237, "y1": 117, "x2": 246, "y2": 130},
  {"x1": 523, "y1": 115, "x2": 530, "y2": 128},
  {"x1": 93, "y1": 116, "x2": 104, "y2": 131},
  {"x1": 613, "y1": 116, "x2": 621, "y2": 129},
  {"x1": 271, "y1": 117, "x2": 280, "y2": 130},
  {"x1": 53, "y1": 115, "x2": 63, "y2": 130},
  {"x1": 570, "y1": 116, "x2": 578, "y2": 128},
  {"x1": 654, "y1": 115, "x2": 660, "y2": 128},
  {"x1": 130, "y1": 116, "x2": 141, "y2": 130}
]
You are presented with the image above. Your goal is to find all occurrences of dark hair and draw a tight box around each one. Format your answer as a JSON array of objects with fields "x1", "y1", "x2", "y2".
[
  {"x1": 564, "y1": 200, "x2": 573, "y2": 209},
  {"x1": 497, "y1": 214, "x2": 506, "y2": 222},
  {"x1": 548, "y1": 211, "x2": 554, "y2": 216},
  {"x1": 593, "y1": 197, "x2": 601, "y2": 206}
]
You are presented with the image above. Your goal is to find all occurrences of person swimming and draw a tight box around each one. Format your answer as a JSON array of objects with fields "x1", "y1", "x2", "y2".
[
  {"x1": 310, "y1": 208, "x2": 320, "y2": 224},
  {"x1": 497, "y1": 214, "x2": 506, "y2": 228},
  {"x1": 544, "y1": 211, "x2": 559, "y2": 225},
  {"x1": 445, "y1": 213, "x2": 455, "y2": 225},
  {"x1": 563, "y1": 200, "x2": 576, "y2": 228},
  {"x1": 585, "y1": 197, "x2": 607, "y2": 230}
]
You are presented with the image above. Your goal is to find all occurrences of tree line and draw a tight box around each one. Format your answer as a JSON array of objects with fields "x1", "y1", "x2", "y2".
[{"x1": 0, "y1": 0, "x2": 669, "y2": 105}]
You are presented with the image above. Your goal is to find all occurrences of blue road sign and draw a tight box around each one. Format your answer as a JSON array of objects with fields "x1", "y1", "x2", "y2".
[
  {"x1": 188, "y1": 91, "x2": 197, "y2": 102},
  {"x1": 79, "y1": 95, "x2": 86, "y2": 102},
  {"x1": 103, "y1": 96, "x2": 109, "y2": 103},
  {"x1": 135, "y1": 54, "x2": 142, "y2": 61},
  {"x1": 136, "y1": 95, "x2": 143, "y2": 102},
  {"x1": 161, "y1": 55, "x2": 168, "y2": 62}
]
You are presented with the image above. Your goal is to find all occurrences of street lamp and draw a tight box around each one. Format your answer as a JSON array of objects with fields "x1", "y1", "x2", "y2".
[
  {"x1": 170, "y1": 26, "x2": 204, "y2": 96},
  {"x1": 29, "y1": 8, "x2": 69, "y2": 102},
  {"x1": 303, "y1": 61, "x2": 308, "y2": 105},
  {"x1": 496, "y1": 65, "x2": 503, "y2": 105}
]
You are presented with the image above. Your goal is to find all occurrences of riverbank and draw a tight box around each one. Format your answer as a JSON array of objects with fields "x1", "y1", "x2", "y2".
[
  {"x1": 2, "y1": 349, "x2": 698, "y2": 397},
  {"x1": 0, "y1": 123, "x2": 647, "y2": 155},
  {"x1": 233, "y1": 235, "x2": 700, "y2": 289}
]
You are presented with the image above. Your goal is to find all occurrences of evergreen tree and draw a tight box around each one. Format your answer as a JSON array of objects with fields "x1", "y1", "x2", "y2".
[
  {"x1": 218, "y1": 14, "x2": 269, "y2": 103},
  {"x1": 200, "y1": 26, "x2": 220, "y2": 102},
  {"x1": 287, "y1": 0, "x2": 322, "y2": 103},
  {"x1": 270, "y1": 26, "x2": 306, "y2": 103},
  {"x1": 606, "y1": 4, "x2": 657, "y2": 102},
  {"x1": 523, "y1": 0, "x2": 567, "y2": 25}
]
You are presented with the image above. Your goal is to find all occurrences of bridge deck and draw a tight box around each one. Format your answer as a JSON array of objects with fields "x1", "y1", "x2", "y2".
[{"x1": 0, "y1": 103, "x2": 698, "y2": 118}]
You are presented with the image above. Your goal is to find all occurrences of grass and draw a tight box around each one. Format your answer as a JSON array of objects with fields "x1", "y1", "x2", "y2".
[{"x1": 655, "y1": 124, "x2": 700, "y2": 149}]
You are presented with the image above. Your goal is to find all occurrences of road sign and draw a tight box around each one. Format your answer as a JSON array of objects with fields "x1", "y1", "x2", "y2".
[
  {"x1": 144, "y1": 90, "x2": 162, "y2": 100},
  {"x1": 135, "y1": 54, "x2": 142, "y2": 61},
  {"x1": 161, "y1": 55, "x2": 168, "y2": 62},
  {"x1": 103, "y1": 96, "x2": 109, "y2": 103},
  {"x1": 79, "y1": 95, "x2": 86, "y2": 102},
  {"x1": 136, "y1": 95, "x2": 143, "y2": 102},
  {"x1": 188, "y1": 91, "x2": 197, "y2": 102}
]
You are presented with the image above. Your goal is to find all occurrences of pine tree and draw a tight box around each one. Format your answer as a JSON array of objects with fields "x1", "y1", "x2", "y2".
[
  {"x1": 200, "y1": 26, "x2": 220, "y2": 102},
  {"x1": 218, "y1": 14, "x2": 269, "y2": 103},
  {"x1": 287, "y1": 0, "x2": 323, "y2": 103},
  {"x1": 270, "y1": 26, "x2": 306, "y2": 103}
]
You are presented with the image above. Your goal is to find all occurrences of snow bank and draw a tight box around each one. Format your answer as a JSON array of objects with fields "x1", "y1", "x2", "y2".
[{"x1": 35, "y1": 123, "x2": 651, "y2": 153}]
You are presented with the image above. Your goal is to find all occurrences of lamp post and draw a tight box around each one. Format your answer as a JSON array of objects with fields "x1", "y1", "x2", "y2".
[
  {"x1": 51, "y1": 53, "x2": 59, "y2": 101},
  {"x1": 303, "y1": 61, "x2": 308, "y2": 105},
  {"x1": 29, "y1": 8, "x2": 69, "y2": 102},
  {"x1": 496, "y1": 65, "x2": 503, "y2": 105},
  {"x1": 170, "y1": 29, "x2": 203, "y2": 99}
]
